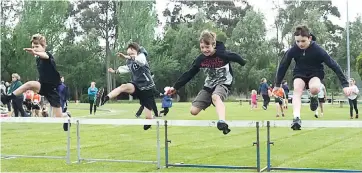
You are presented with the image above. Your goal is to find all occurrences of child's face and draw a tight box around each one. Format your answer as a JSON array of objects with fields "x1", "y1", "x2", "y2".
[
  {"x1": 295, "y1": 35, "x2": 311, "y2": 49},
  {"x1": 349, "y1": 80, "x2": 355, "y2": 85},
  {"x1": 200, "y1": 42, "x2": 215, "y2": 56},
  {"x1": 32, "y1": 43, "x2": 45, "y2": 52},
  {"x1": 127, "y1": 48, "x2": 138, "y2": 57}
]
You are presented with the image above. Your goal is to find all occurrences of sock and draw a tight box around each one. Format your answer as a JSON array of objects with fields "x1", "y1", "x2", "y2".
[
  {"x1": 294, "y1": 112, "x2": 300, "y2": 119},
  {"x1": 315, "y1": 110, "x2": 318, "y2": 115},
  {"x1": 218, "y1": 120, "x2": 225, "y2": 123},
  {"x1": 321, "y1": 112, "x2": 323, "y2": 116},
  {"x1": 62, "y1": 112, "x2": 70, "y2": 118}
]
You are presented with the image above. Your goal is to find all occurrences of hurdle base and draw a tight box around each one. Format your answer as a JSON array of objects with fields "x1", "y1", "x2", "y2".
[
  {"x1": 1, "y1": 154, "x2": 66, "y2": 160},
  {"x1": 80, "y1": 158, "x2": 157, "y2": 164},
  {"x1": 270, "y1": 167, "x2": 362, "y2": 172},
  {"x1": 167, "y1": 163, "x2": 257, "y2": 170},
  {"x1": 260, "y1": 166, "x2": 268, "y2": 172}
]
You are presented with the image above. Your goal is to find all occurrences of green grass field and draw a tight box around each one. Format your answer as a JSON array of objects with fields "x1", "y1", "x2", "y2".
[{"x1": 1, "y1": 102, "x2": 362, "y2": 172}]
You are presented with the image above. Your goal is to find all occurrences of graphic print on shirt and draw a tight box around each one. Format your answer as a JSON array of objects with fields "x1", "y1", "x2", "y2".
[{"x1": 200, "y1": 57, "x2": 233, "y2": 88}]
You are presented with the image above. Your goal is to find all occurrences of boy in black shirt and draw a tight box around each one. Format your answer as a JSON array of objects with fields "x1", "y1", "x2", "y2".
[
  {"x1": 1, "y1": 34, "x2": 71, "y2": 131},
  {"x1": 167, "y1": 30, "x2": 246, "y2": 135}
]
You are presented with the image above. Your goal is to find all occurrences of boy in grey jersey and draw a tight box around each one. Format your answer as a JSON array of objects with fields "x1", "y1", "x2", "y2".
[{"x1": 101, "y1": 43, "x2": 156, "y2": 130}]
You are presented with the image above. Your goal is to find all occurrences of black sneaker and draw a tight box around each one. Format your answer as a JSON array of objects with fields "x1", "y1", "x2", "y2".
[
  {"x1": 314, "y1": 114, "x2": 319, "y2": 118},
  {"x1": 310, "y1": 96, "x2": 318, "y2": 111},
  {"x1": 100, "y1": 95, "x2": 108, "y2": 106},
  {"x1": 135, "y1": 114, "x2": 141, "y2": 118},
  {"x1": 63, "y1": 112, "x2": 72, "y2": 131},
  {"x1": 144, "y1": 125, "x2": 151, "y2": 130},
  {"x1": 217, "y1": 120, "x2": 231, "y2": 135},
  {"x1": 356, "y1": 114, "x2": 359, "y2": 119},
  {"x1": 291, "y1": 117, "x2": 301, "y2": 130}
]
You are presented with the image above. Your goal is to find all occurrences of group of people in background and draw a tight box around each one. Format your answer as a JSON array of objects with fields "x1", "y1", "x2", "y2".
[
  {"x1": 0, "y1": 74, "x2": 69, "y2": 118},
  {"x1": 252, "y1": 77, "x2": 359, "y2": 119}
]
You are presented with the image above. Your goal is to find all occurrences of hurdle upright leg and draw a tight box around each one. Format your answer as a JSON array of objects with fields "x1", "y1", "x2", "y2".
[
  {"x1": 265, "y1": 120, "x2": 362, "y2": 172},
  {"x1": 164, "y1": 120, "x2": 261, "y2": 171}
]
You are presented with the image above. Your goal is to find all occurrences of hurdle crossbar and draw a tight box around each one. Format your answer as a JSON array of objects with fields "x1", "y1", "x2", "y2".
[
  {"x1": 75, "y1": 119, "x2": 162, "y2": 169},
  {"x1": 263, "y1": 120, "x2": 362, "y2": 172},
  {"x1": 164, "y1": 120, "x2": 261, "y2": 172},
  {"x1": 1, "y1": 117, "x2": 71, "y2": 164}
]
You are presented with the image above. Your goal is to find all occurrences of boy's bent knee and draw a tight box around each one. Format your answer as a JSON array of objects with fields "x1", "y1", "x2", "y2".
[{"x1": 190, "y1": 106, "x2": 201, "y2": 116}]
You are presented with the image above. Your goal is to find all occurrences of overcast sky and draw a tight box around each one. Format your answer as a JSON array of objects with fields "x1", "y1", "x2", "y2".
[{"x1": 154, "y1": 0, "x2": 361, "y2": 38}]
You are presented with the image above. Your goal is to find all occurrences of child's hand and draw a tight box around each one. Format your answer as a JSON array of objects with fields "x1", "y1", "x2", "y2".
[
  {"x1": 117, "y1": 53, "x2": 131, "y2": 59},
  {"x1": 24, "y1": 48, "x2": 36, "y2": 55},
  {"x1": 165, "y1": 87, "x2": 176, "y2": 96},
  {"x1": 108, "y1": 68, "x2": 115, "y2": 73}
]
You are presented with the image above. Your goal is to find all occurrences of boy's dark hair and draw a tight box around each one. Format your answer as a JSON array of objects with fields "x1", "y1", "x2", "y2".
[
  {"x1": 294, "y1": 25, "x2": 310, "y2": 37},
  {"x1": 127, "y1": 42, "x2": 141, "y2": 52}
]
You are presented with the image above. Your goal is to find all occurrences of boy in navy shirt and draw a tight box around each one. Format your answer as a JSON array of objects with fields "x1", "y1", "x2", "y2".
[{"x1": 274, "y1": 26, "x2": 353, "y2": 130}]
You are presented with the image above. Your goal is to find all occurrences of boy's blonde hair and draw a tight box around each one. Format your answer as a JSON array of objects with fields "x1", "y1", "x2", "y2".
[
  {"x1": 31, "y1": 34, "x2": 47, "y2": 47},
  {"x1": 251, "y1": 90, "x2": 257, "y2": 95},
  {"x1": 199, "y1": 30, "x2": 216, "y2": 45}
]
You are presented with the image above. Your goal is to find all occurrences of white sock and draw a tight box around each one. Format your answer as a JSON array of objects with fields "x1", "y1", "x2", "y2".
[
  {"x1": 294, "y1": 112, "x2": 300, "y2": 119},
  {"x1": 62, "y1": 113, "x2": 69, "y2": 118},
  {"x1": 315, "y1": 108, "x2": 318, "y2": 115}
]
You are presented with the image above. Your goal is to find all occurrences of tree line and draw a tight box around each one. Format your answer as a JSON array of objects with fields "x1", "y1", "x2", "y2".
[{"x1": 1, "y1": 0, "x2": 361, "y2": 102}]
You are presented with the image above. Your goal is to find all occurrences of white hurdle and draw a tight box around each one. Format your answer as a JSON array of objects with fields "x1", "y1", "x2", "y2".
[
  {"x1": 264, "y1": 120, "x2": 362, "y2": 128},
  {"x1": 75, "y1": 119, "x2": 162, "y2": 169},
  {"x1": 1, "y1": 117, "x2": 71, "y2": 164},
  {"x1": 2, "y1": 117, "x2": 362, "y2": 170}
]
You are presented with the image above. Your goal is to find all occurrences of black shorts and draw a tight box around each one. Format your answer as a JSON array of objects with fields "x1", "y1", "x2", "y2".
[
  {"x1": 39, "y1": 83, "x2": 61, "y2": 108},
  {"x1": 130, "y1": 83, "x2": 156, "y2": 110},
  {"x1": 318, "y1": 98, "x2": 325, "y2": 103},
  {"x1": 24, "y1": 100, "x2": 32, "y2": 110},
  {"x1": 293, "y1": 73, "x2": 324, "y2": 89},
  {"x1": 32, "y1": 103, "x2": 41, "y2": 110},
  {"x1": 275, "y1": 97, "x2": 283, "y2": 105}
]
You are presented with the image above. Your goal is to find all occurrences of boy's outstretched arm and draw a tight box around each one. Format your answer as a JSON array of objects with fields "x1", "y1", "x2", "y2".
[
  {"x1": 173, "y1": 58, "x2": 201, "y2": 90},
  {"x1": 24, "y1": 48, "x2": 50, "y2": 59},
  {"x1": 275, "y1": 50, "x2": 293, "y2": 87},
  {"x1": 133, "y1": 53, "x2": 147, "y2": 66},
  {"x1": 116, "y1": 65, "x2": 130, "y2": 74},
  {"x1": 321, "y1": 49, "x2": 349, "y2": 88}
]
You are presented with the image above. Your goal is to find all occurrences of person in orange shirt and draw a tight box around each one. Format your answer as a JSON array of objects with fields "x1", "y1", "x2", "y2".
[
  {"x1": 32, "y1": 93, "x2": 41, "y2": 117},
  {"x1": 272, "y1": 85, "x2": 286, "y2": 117}
]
